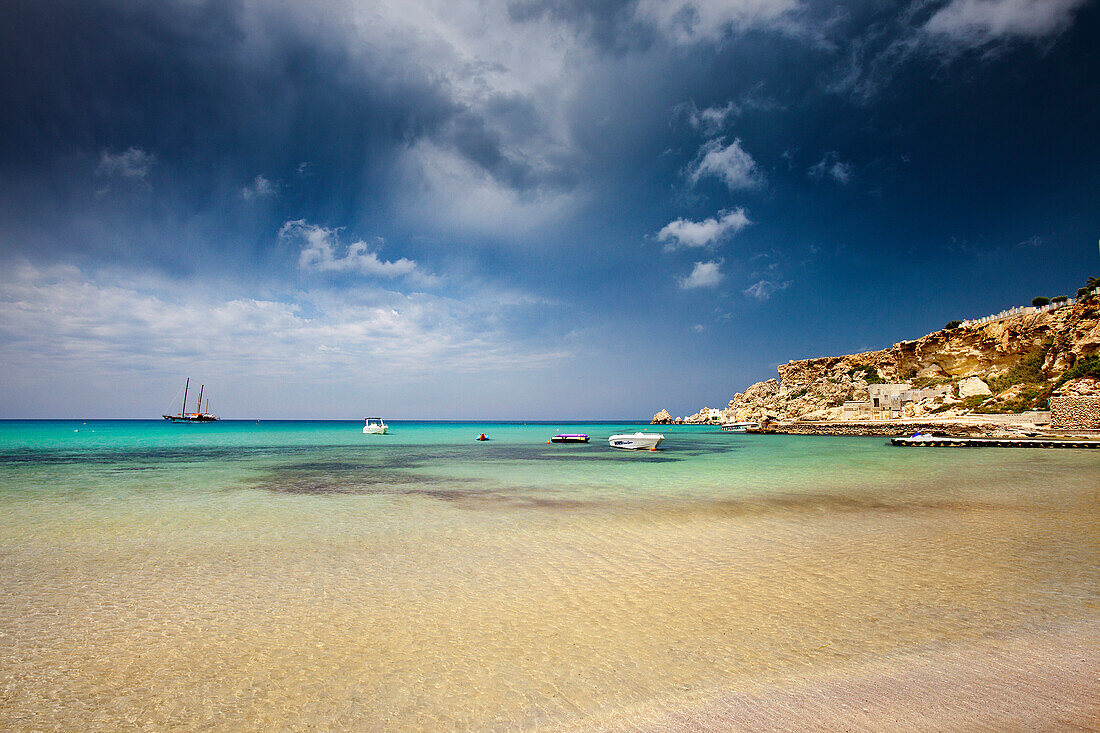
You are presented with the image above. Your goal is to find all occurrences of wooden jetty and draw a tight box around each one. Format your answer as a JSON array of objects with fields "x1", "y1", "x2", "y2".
[{"x1": 892, "y1": 435, "x2": 1100, "y2": 449}]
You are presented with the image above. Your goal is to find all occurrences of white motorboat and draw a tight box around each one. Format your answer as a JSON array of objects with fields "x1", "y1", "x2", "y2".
[
  {"x1": 721, "y1": 421, "x2": 759, "y2": 433},
  {"x1": 608, "y1": 432, "x2": 663, "y2": 450},
  {"x1": 362, "y1": 417, "x2": 388, "y2": 434}
]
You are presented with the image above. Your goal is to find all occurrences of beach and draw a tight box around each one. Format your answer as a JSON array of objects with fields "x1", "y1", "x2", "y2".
[{"x1": 1, "y1": 420, "x2": 1097, "y2": 730}]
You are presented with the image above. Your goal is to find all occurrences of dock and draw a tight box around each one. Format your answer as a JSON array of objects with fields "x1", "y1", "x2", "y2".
[{"x1": 891, "y1": 436, "x2": 1100, "y2": 449}]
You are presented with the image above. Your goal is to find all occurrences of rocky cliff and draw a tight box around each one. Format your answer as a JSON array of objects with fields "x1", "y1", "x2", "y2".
[{"x1": 654, "y1": 291, "x2": 1100, "y2": 424}]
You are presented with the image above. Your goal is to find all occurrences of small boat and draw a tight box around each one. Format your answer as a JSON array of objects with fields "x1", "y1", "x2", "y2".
[
  {"x1": 476, "y1": 433, "x2": 489, "y2": 441},
  {"x1": 549, "y1": 434, "x2": 589, "y2": 444},
  {"x1": 721, "y1": 422, "x2": 760, "y2": 433},
  {"x1": 162, "y1": 378, "x2": 218, "y2": 422},
  {"x1": 362, "y1": 417, "x2": 388, "y2": 434},
  {"x1": 608, "y1": 432, "x2": 663, "y2": 450}
]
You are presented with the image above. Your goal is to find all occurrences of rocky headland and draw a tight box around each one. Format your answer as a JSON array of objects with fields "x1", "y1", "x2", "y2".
[{"x1": 654, "y1": 287, "x2": 1100, "y2": 429}]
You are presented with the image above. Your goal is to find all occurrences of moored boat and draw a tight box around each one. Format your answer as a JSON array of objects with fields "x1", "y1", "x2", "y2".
[
  {"x1": 162, "y1": 378, "x2": 218, "y2": 422},
  {"x1": 608, "y1": 432, "x2": 663, "y2": 450},
  {"x1": 362, "y1": 417, "x2": 388, "y2": 434},
  {"x1": 549, "y1": 434, "x2": 589, "y2": 443},
  {"x1": 721, "y1": 421, "x2": 759, "y2": 433}
]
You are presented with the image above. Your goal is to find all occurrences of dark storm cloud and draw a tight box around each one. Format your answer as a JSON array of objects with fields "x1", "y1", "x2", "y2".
[
  {"x1": 439, "y1": 103, "x2": 578, "y2": 193},
  {"x1": 2, "y1": 1, "x2": 252, "y2": 167},
  {"x1": 3, "y1": 0, "x2": 1090, "y2": 182},
  {"x1": 4, "y1": 0, "x2": 1079, "y2": 239},
  {"x1": 0, "y1": 0, "x2": 578, "y2": 228},
  {"x1": 0, "y1": 0, "x2": 607, "y2": 284},
  {"x1": 52, "y1": 6, "x2": 425, "y2": 156}
]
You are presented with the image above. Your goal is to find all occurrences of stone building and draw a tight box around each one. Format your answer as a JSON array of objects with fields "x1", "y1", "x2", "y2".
[
  {"x1": 901, "y1": 385, "x2": 953, "y2": 404},
  {"x1": 843, "y1": 384, "x2": 952, "y2": 420},
  {"x1": 868, "y1": 383, "x2": 913, "y2": 419},
  {"x1": 842, "y1": 400, "x2": 871, "y2": 419}
]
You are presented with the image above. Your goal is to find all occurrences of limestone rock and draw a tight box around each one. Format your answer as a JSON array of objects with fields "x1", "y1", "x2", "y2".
[
  {"x1": 651, "y1": 295, "x2": 1099, "y2": 421},
  {"x1": 957, "y1": 377, "x2": 992, "y2": 397},
  {"x1": 651, "y1": 409, "x2": 673, "y2": 424},
  {"x1": 1053, "y1": 376, "x2": 1100, "y2": 397},
  {"x1": 984, "y1": 383, "x2": 1029, "y2": 408},
  {"x1": 722, "y1": 379, "x2": 780, "y2": 422}
]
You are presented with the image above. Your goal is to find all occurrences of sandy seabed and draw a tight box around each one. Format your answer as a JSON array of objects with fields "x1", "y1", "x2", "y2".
[
  {"x1": 1, "y1": 427, "x2": 1097, "y2": 730},
  {"x1": 3, "y1": 491, "x2": 1097, "y2": 731},
  {"x1": 565, "y1": 623, "x2": 1099, "y2": 731}
]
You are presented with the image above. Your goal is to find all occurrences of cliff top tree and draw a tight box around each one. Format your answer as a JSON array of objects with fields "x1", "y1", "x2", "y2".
[{"x1": 1077, "y1": 276, "x2": 1099, "y2": 299}]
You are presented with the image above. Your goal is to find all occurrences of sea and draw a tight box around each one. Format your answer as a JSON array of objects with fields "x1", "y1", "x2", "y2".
[{"x1": 1, "y1": 419, "x2": 1097, "y2": 730}]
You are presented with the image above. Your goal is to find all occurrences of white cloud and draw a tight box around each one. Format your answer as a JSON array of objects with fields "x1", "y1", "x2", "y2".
[
  {"x1": 680, "y1": 101, "x2": 742, "y2": 135},
  {"x1": 95, "y1": 147, "x2": 155, "y2": 180},
  {"x1": 636, "y1": 0, "x2": 803, "y2": 44},
  {"x1": 808, "y1": 152, "x2": 853, "y2": 184},
  {"x1": 692, "y1": 101, "x2": 741, "y2": 132},
  {"x1": 0, "y1": 262, "x2": 566, "y2": 384},
  {"x1": 924, "y1": 0, "x2": 1089, "y2": 45},
  {"x1": 679, "y1": 260, "x2": 725, "y2": 289},
  {"x1": 657, "y1": 208, "x2": 751, "y2": 250},
  {"x1": 693, "y1": 323, "x2": 705, "y2": 332},
  {"x1": 279, "y1": 220, "x2": 434, "y2": 283},
  {"x1": 687, "y1": 138, "x2": 763, "y2": 191},
  {"x1": 744, "y1": 278, "x2": 790, "y2": 300},
  {"x1": 241, "y1": 174, "x2": 277, "y2": 200},
  {"x1": 677, "y1": 85, "x2": 779, "y2": 134}
]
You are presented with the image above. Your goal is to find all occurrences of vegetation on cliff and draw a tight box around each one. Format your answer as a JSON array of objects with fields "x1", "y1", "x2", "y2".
[{"x1": 1055, "y1": 354, "x2": 1100, "y2": 389}]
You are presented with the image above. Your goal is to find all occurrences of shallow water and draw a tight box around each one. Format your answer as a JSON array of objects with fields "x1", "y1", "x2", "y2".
[{"x1": 1, "y1": 420, "x2": 1097, "y2": 730}]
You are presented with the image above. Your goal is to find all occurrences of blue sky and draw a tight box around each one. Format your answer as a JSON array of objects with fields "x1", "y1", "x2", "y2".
[{"x1": 1, "y1": 0, "x2": 1098, "y2": 419}]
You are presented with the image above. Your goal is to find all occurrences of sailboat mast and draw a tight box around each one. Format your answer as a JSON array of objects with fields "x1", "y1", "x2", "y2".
[
  {"x1": 182, "y1": 378, "x2": 189, "y2": 418},
  {"x1": 196, "y1": 385, "x2": 204, "y2": 416}
]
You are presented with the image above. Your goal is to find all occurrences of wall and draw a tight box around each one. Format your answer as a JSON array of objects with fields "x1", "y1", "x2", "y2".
[
  {"x1": 774, "y1": 421, "x2": 997, "y2": 437},
  {"x1": 1050, "y1": 396, "x2": 1100, "y2": 431},
  {"x1": 960, "y1": 296, "x2": 1079, "y2": 328}
]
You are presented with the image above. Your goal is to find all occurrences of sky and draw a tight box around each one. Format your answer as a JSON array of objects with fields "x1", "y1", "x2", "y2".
[{"x1": 1, "y1": 0, "x2": 1098, "y2": 419}]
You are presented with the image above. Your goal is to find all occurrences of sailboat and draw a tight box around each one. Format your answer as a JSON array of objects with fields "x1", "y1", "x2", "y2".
[{"x1": 162, "y1": 378, "x2": 219, "y2": 422}]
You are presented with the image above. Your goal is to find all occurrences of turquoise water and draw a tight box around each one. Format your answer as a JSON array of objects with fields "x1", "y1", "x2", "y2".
[
  {"x1": 5, "y1": 418, "x2": 1091, "y2": 498},
  {"x1": 1, "y1": 420, "x2": 1097, "y2": 730}
]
